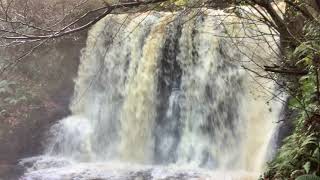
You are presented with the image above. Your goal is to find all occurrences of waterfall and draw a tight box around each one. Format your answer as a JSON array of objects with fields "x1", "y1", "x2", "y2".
[{"x1": 21, "y1": 9, "x2": 283, "y2": 180}]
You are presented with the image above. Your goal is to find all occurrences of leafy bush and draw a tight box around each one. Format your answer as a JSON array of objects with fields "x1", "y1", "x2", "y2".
[
  {"x1": 296, "y1": 175, "x2": 320, "y2": 180},
  {"x1": 263, "y1": 14, "x2": 320, "y2": 180}
]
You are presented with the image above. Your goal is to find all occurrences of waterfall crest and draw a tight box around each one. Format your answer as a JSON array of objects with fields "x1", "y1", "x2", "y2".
[{"x1": 22, "y1": 9, "x2": 283, "y2": 179}]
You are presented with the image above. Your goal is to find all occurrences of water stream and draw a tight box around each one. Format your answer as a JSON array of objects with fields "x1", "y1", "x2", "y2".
[{"x1": 20, "y1": 9, "x2": 283, "y2": 180}]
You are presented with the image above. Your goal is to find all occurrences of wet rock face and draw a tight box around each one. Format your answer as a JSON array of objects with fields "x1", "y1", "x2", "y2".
[
  {"x1": 0, "y1": 163, "x2": 24, "y2": 180},
  {"x1": 0, "y1": 33, "x2": 86, "y2": 179},
  {"x1": 275, "y1": 102, "x2": 295, "y2": 149}
]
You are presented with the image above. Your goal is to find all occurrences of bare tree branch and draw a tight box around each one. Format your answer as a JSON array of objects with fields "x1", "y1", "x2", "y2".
[
  {"x1": 264, "y1": 65, "x2": 308, "y2": 75},
  {"x1": 1, "y1": 0, "x2": 169, "y2": 41}
]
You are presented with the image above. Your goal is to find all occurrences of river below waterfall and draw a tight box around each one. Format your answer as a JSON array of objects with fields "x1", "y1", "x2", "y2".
[
  {"x1": 20, "y1": 156, "x2": 258, "y2": 180},
  {"x1": 19, "y1": 9, "x2": 282, "y2": 180}
]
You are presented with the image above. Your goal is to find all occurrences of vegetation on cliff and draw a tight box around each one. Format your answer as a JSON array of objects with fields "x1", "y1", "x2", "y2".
[{"x1": 239, "y1": 1, "x2": 320, "y2": 179}]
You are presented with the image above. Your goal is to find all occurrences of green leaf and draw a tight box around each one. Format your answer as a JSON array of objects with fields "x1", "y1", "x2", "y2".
[
  {"x1": 303, "y1": 161, "x2": 311, "y2": 174},
  {"x1": 302, "y1": 135, "x2": 318, "y2": 147},
  {"x1": 313, "y1": 148, "x2": 320, "y2": 159},
  {"x1": 294, "y1": 42, "x2": 309, "y2": 58},
  {"x1": 296, "y1": 175, "x2": 320, "y2": 180},
  {"x1": 296, "y1": 55, "x2": 313, "y2": 66},
  {"x1": 289, "y1": 98, "x2": 302, "y2": 109}
]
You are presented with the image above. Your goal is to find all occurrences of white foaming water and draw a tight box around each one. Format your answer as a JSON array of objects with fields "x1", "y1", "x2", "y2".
[{"x1": 21, "y1": 9, "x2": 283, "y2": 180}]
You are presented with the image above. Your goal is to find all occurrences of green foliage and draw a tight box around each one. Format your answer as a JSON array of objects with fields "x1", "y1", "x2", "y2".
[
  {"x1": 296, "y1": 175, "x2": 320, "y2": 180},
  {"x1": 266, "y1": 129, "x2": 320, "y2": 177},
  {"x1": 170, "y1": 0, "x2": 188, "y2": 6},
  {"x1": 264, "y1": 13, "x2": 320, "y2": 180}
]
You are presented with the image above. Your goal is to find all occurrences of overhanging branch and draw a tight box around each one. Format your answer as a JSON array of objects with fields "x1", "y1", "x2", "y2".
[
  {"x1": 264, "y1": 65, "x2": 308, "y2": 75},
  {"x1": 1, "y1": 0, "x2": 169, "y2": 41}
]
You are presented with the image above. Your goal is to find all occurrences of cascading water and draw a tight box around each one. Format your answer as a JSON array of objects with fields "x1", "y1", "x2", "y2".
[{"x1": 20, "y1": 9, "x2": 284, "y2": 180}]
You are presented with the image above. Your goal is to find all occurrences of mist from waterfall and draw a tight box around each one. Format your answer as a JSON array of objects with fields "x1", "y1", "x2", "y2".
[{"x1": 21, "y1": 9, "x2": 283, "y2": 180}]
